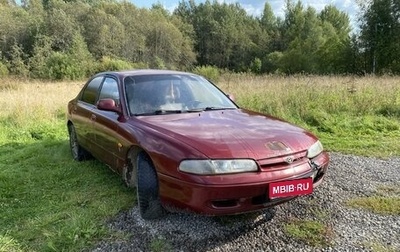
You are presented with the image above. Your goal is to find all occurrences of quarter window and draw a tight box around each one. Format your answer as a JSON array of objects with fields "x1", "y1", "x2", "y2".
[
  {"x1": 99, "y1": 77, "x2": 120, "y2": 105},
  {"x1": 81, "y1": 77, "x2": 103, "y2": 105}
]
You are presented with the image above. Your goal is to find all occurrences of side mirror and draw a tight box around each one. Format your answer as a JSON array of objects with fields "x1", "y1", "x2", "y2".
[{"x1": 97, "y1": 98, "x2": 121, "y2": 114}]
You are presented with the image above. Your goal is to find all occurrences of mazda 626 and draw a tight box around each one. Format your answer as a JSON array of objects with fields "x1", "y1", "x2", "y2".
[{"x1": 67, "y1": 69, "x2": 329, "y2": 219}]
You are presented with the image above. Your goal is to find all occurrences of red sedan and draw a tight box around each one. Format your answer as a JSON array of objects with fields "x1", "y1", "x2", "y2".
[{"x1": 67, "y1": 70, "x2": 329, "y2": 219}]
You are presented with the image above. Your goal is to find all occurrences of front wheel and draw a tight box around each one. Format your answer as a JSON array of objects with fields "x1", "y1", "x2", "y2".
[{"x1": 136, "y1": 152, "x2": 165, "y2": 219}]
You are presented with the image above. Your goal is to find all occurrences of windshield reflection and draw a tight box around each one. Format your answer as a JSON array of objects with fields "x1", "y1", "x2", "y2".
[{"x1": 124, "y1": 74, "x2": 237, "y2": 116}]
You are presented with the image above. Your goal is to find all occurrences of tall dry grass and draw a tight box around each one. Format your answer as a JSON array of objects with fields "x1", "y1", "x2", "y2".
[
  {"x1": 1, "y1": 75, "x2": 399, "y2": 123},
  {"x1": 219, "y1": 74, "x2": 400, "y2": 121},
  {"x1": 0, "y1": 78, "x2": 83, "y2": 142},
  {"x1": 0, "y1": 78, "x2": 83, "y2": 127}
]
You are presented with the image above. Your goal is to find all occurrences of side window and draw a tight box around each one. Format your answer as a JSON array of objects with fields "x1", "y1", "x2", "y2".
[
  {"x1": 81, "y1": 77, "x2": 103, "y2": 105},
  {"x1": 99, "y1": 77, "x2": 120, "y2": 105}
]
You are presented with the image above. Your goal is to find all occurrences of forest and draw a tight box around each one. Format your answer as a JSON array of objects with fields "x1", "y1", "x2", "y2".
[{"x1": 0, "y1": 0, "x2": 399, "y2": 79}]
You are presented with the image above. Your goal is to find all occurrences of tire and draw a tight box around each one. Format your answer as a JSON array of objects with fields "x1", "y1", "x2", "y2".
[
  {"x1": 136, "y1": 152, "x2": 165, "y2": 219},
  {"x1": 68, "y1": 124, "x2": 90, "y2": 161}
]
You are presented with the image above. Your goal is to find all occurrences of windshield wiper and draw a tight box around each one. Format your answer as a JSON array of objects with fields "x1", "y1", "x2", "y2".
[
  {"x1": 203, "y1": 107, "x2": 235, "y2": 111},
  {"x1": 185, "y1": 107, "x2": 235, "y2": 113},
  {"x1": 185, "y1": 108, "x2": 205, "y2": 112},
  {"x1": 135, "y1": 107, "x2": 235, "y2": 116},
  {"x1": 154, "y1": 109, "x2": 183, "y2": 115},
  {"x1": 134, "y1": 110, "x2": 183, "y2": 116}
]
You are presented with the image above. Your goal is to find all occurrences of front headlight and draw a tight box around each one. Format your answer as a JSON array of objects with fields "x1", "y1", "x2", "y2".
[
  {"x1": 178, "y1": 159, "x2": 258, "y2": 175},
  {"x1": 307, "y1": 140, "x2": 324, "y2": 158}
]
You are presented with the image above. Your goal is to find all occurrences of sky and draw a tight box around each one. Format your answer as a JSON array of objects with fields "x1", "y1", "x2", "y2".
[{"x1": 131, "y1": 0, "x2": 361, "y2": 30}]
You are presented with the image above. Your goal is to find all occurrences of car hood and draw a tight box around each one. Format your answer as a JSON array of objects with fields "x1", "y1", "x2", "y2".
[{"x1": 135, "y1": 109, "x2": 318, "y2": 159}]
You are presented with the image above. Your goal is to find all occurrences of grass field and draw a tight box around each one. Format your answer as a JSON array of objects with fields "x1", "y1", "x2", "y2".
[
  {"x1": 0, "y1": 79, "x2": 134, "y2": 251},
  {"x1": 0, "y1": 75, "x2": 399, "y2": 251},
  {"x1": 220, "y1": 74, "x2": 400, "y2": 157}
]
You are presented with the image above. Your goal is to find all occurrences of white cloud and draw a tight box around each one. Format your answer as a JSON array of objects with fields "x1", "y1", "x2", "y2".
[
  {"x1": 301, "y1": 0, "x2": 328, "y2": 11},
  {"x1": 241, "y1": 0, "x2": 360, "y2": 30},
  {"x1": 241, "y1": 3, "x2": 263, "y2": 17},
  {"x1": 133, "y1": 0, "x2": 360, "y2": 30},
  {"x1": 333, "y1": 0, "x2": 355, "y2": 9}
]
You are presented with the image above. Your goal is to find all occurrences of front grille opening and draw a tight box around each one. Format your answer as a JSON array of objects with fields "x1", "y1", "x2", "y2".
[
  {"x1": 313, "y1": 170, "x2": 325, "y2": 182},
  {"x1": 212, "y1": 199, "x2": 238, "y2": 208},
  {"x1": 252, "y1": 194, "x2": 268, "y2": 205},
  {"x1": 259, "y1": 156, "x2": 306, "y2": 170}
]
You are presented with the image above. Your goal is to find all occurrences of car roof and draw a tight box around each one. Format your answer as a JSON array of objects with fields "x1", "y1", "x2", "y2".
[{"x1": 94, "y1": 69, "x2": 196, "y2": 78}]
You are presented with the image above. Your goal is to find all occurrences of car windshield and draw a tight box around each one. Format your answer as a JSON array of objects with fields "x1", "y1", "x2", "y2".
[{"x1": 124, "y1": 74, "x2": 237, "y2": 116}]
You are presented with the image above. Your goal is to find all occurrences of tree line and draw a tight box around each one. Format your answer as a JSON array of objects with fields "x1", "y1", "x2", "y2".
[{"x1": 0, "y1": 0, "x2": 399, "y2": 79}]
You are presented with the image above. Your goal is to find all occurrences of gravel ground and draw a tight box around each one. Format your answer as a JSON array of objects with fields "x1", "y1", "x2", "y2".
[{"x1": 92, "y1": 153, "x2": 400, "y2": 252}]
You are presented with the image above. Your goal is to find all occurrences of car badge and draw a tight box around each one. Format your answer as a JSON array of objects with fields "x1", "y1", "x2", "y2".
[{"x1": 284, "y1": 156, "x2": 294, "y2": 164}]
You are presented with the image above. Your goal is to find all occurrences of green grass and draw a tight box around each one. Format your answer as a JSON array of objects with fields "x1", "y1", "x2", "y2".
[
  {"x1": 149, "y1": 238, "x2": 173, "y2": 252},
  {"x1": 362, "y1": 241, "x2": 399, "y2": 252},
  {"x1": 375, "y1": 185, "x2": 400, "y2": 196},
  {"x1": 347, "y1": 197, "x2": 400, "y2": 215},
  {"x1": 0, "y1": 234, "x2": 24, "y2": 252},
  {"x1": 0, "y1": 121, "x2": 134, "y2": 251},
  {"x1": 301, "y1": 114, "x2": 400, "y2": 157},
  {"x1": 284, "y1": 219, "x2": 333, "y2": 247},
  {"x1": 346, "y1": 186, "x2": 400, "y2": 215}
]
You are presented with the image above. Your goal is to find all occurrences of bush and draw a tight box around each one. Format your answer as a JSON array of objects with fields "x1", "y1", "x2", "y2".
[
  {"x1": 152, "y1": 56, "x2": 166, "y2": 69},
  {"x1": 94, "y1": 57, "x2": 135, "y2": 73},
  {"x1": 46, "y1": 52, "x2": 86, "y2": 80},
  {"x1": 250, "y1": 57, "x2": 262, "y2": 74},
  {"x1": 29, "y1": 35, "x2": 53, "y2": 79},
  {"x1": 8, "y1": 44, "x2": 29, "y2": 77},
  {"x1": 0, "y1": 61, "x2": 9, "y2": 77},
  {"x1": 131, "y1": 62, "x2": 149, "y2": 69},
  {"x1": 192, "y1": 65, "x2": 220, "y2": 82},
  {"x1": 68, "y1": 34, "x2": 96, "y2": 78},
  {"x1": 264, "y1": 51, "x2": 283, "y2": 74},
  {"x1": 377, "y1": 104, "x2": 400, "y2": 118}
]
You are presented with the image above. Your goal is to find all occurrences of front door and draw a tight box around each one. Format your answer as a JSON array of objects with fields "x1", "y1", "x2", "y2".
[{"x1": 91, "y1": 77, "x2": 123, "y2": 169}]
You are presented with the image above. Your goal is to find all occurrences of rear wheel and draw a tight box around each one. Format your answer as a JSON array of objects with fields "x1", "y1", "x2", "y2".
[
  {"x1": 68, "y1": 124, "x2": 89, "y2": 161},
  {"x1": 136, "y1": 152, "x2": 165, "y2": 219}
]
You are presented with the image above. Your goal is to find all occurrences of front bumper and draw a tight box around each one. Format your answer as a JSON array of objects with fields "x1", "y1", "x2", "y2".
[{"x1": 158, "y1": 152, "x2": 329, "y2": 216}]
